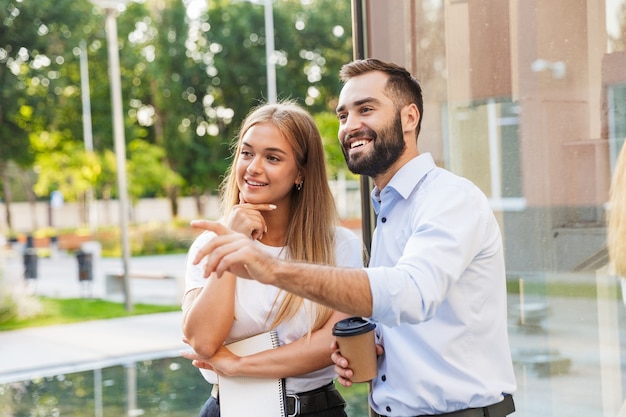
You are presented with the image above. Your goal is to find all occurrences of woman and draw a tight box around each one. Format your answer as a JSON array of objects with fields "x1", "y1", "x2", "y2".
[
  {"x1": 608, "y1": 143, "x2": 626, "y2": 302},
  {"x1": 181, "y1": 100, "x2": 363, "y2": 417}
]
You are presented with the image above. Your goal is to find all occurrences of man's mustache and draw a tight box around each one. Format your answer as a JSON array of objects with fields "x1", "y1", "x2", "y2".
[{"x1": 344, "y1": 129, "x2": 377, "y2": 144}]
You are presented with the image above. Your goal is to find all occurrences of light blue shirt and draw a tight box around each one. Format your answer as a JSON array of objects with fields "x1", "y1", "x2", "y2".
[{"x1": 366, "y1": 153, "x2": 517, "y2": 416}]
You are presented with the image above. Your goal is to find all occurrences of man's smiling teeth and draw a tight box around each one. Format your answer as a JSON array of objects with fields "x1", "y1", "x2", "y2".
[{"x1": 350, "y1": 139, "x2": 370, "y2": 149}]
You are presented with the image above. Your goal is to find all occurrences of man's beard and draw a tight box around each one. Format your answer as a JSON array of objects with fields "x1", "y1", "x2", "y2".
[{"x1": 342, "y1": 113, "x2": 406, "y2": 178}]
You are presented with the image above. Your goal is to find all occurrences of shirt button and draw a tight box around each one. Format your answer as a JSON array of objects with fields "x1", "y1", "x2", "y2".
[
  {"x1": 386, "y1": 406, "x2": 392, "y2": 412},
  {"x1": 381, "y1": 217, "x2": 387, "y2": 223},
  {"x1": 381, "y1": 374, "x2": 386, "y2": 381}
]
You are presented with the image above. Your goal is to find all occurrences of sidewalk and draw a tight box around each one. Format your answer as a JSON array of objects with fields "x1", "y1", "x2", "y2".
[
  {"x1": 0, "y1": 312, "x2": 187, "y2": 384},
  {"x1": 0, "y1": 248, "x2": 190, "y2": 384}
]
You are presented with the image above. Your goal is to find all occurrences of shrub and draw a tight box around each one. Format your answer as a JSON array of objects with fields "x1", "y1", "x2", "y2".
[
  {"x1": 0, "y1": 258, "x2": 43, "y2": 325},
  {"x1": 93, "y1": 222, "x2": 201, "y2": 257}
]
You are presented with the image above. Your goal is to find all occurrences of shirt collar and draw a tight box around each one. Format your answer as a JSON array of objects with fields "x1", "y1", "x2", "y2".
[{"x1": 370, "y1": 153, "x2": 436, "y2": 212}]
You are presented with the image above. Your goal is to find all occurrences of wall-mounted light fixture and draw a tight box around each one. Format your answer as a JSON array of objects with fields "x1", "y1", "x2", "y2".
[{"x1": 531, "y1": 59, "x2": 566, "y2": 79}]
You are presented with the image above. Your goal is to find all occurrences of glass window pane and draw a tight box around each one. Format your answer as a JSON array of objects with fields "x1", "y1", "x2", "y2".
[{"x1": 366, "y1": 0, "x2": 626, "y2": 415}]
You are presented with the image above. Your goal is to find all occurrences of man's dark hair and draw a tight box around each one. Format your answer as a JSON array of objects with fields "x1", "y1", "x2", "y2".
[{"x1": 339, "y1": 58, "x2": 424, "y2": 138}]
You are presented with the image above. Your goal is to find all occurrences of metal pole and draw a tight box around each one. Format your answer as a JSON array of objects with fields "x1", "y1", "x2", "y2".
[
  {"x1": 94, "y1": 368, "x2": 103, "y2": 417},
  {"x1": 80, "y1": 41, "x2": 94, "y2": 153},
  {"x1": 264, "y1": 0, "x2": 277, "y2": 103},
  {"x1": 104, "y1": 7, "x2": 133, "y2": 312},
  {"x1": 351, "y1": 0, "x2": 374, "y2": 259},
  {"x1": 80, "y1": 40, "x2": 98, "y2": 232},
  {"x1": 350, "y1": 8, "x2": 380, "y2": 417},
  {"x1": 233, "y1": 0, "x2": 276, "y2": 103},
  {"x1": 352, "y1": 0, "x2": 367, "y2": 60},
  {"x1": 126, "y1": 363, "x2": 138, "y2": 416}
]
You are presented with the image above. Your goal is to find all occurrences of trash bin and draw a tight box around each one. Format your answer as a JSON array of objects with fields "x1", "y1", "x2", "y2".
[
  {"x1": 50, "y1": 235, "x2": 59, "y2": 258},
  {"x1": 23, "y1": 248, "x2": 38, "y2": 279},
  {"x1": 76, "y1": 250, "x2": 93, "y2": 282},
  {"x1": 26, "y1": 234, "x2": 34, "y2": 249}
]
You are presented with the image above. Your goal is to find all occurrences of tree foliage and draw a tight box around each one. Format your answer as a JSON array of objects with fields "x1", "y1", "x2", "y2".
[
  {"x1": 0, "y1": 0, "x2": 95, "y2": 229},
  {"x1": 0, "y1": 0, "x2": 353, "y2": 229}
]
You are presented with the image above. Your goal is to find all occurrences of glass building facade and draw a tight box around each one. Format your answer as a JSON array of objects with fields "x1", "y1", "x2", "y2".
[{"x1": 358, "y1": 0, "x2": 626, "y2": 416}]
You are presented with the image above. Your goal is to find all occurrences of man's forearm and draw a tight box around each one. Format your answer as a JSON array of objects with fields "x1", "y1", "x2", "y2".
[{"x1": 273, "y1": 261, "x2": 373, "y2": 317}]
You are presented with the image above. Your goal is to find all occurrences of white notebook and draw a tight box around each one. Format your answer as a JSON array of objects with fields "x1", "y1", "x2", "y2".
[{"x1": 218, "y1": 331, "x2": 286, "y2": 417}]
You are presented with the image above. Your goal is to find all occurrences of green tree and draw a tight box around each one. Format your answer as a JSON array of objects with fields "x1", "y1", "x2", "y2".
[
  {"x1": 1, "y1": 0, "x2": 354, "y2": 229},
  {"x1": 0, "y1": 0, "x2": 94, "y2": 231},
  {"x1": 189, "y1": 0, "x2": 352, "y2": 191},
  {"x1": 277, "y1": 0, "x2": 353, "y2": 112},
  {"x1": 91, "y1": 0, "x2": 353, "y2": 215},
  {"x1": 200, "y1": 0, "x2": 352, "y2": 123},
  {"x1": 117, "y1": 0, "x2": 228, "y2": 217},
  {"x1": 31, "y1": 131, "x2": 101, "y2": 202},
  {"x1": 314, "y1": 111, "x2": 354, "y2": 181},
  {"x1": 126, "y1": 138, "x2": 184, "y2": 204},
  {"x1": 13, "y1": 1, "x2": 186, "y2": 219}
]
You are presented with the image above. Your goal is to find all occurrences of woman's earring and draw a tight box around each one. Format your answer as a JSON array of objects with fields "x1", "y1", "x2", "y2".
[{"x1": 296, "y1": 181, "x2": 303, "y2": 191}]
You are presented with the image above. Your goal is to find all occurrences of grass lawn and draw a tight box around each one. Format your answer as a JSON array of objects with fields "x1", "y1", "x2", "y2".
[
  {"x1": 0, "y1": 297, "x2": 180, "y2": 332},
  {"x1": 2, "y1": 279, "x2": 615, "y2": 333},
  {"x1": 506, "y1": 278, "x2": 620, "y2": 299}
]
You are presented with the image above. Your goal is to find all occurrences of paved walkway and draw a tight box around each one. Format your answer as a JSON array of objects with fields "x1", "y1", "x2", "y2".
[
  {"x1": 0, "y1": 312, "x2": 187, "y2": 384},
  {"x1": 0, "y1": 248, "x2": 190, "y2": 384}
]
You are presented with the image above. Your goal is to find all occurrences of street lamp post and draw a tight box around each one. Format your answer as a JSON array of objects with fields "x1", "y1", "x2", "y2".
[
  {"x1": 79, "y1": 40, "x2": 98, "y2": 233},
  {"x1": 91, "y1": 0, "x2": 133, "y2": 312},
  {"x1": 262, "y1": 0, "x2": 276, "y2": 103},
  {"x1": 236, "y1": 0, "x2": 276, "y2": 103}
]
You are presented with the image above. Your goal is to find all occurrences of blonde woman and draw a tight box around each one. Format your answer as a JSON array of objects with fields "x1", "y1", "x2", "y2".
[
  {"x1": 181, "y1": 100, "x2": 362, "y2": 417},
  {"x1": 608, "y1": 142, "x2": 626, "y2": 282}
]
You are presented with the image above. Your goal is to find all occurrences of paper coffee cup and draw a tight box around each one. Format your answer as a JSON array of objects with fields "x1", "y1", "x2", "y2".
[{"x1": 332, "y1": 317, "x2": 377, "y2": 382}]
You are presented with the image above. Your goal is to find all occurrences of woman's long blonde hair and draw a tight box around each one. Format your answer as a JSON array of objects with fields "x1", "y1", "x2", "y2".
[
  {"x1": 220, "y1": 100, "x2": 338, "y2": 332},
  {"x1": 608, "y1": 143, "x2": 626, "y2": 277}
]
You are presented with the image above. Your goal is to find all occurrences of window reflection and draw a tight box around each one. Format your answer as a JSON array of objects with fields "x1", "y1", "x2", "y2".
[
  {"x1": 365, "y1": 0, "x2": 626, "y2": 415},
  {"x1": 609, "y1": 84, "x2": 626, "y2": 168},
  {"x1": 607, "y1": 0, "x2": 626, "y2": 52}
]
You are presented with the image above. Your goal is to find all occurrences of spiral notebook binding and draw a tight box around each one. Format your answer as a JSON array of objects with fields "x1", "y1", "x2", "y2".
[
  {"x1": 269, "y1": 330, "x2": 287, "y2": 416},
  {"x1": 279, "y1": 377, "x2": 287, "y2": 417}
]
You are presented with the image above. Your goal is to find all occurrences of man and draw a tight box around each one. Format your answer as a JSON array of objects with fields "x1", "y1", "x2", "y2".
[{"x1": 191, "y1": 58, "x2": 517, "y2": 417}]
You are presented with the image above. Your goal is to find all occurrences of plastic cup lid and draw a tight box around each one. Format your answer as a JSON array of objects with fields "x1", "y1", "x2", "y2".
[{"x1": 332, "y1": 316, "x2": 376, "y2": 336}]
